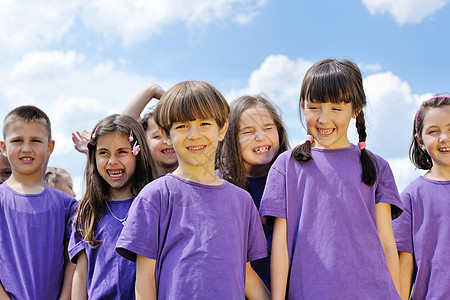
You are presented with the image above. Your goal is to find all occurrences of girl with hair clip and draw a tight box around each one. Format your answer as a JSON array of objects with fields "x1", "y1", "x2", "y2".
[
  {"x1": 116, "y1": 80, "x2": 269, "y2": 300},
  {"x1": 216, "y1": 94, "x2": 289, "y2": 290},
  {"x1": 45, "y1": 167, "x2": 76, "y2": 198},
  {"x1": 393, "y1": 95, "x2": 450, "y2": 300},
  {"x1": 69, "y1": 114, "x2": 153, "y2": 299},
  {"x1": 259, "y1": 58, "x2": 403, "y2": 299}
]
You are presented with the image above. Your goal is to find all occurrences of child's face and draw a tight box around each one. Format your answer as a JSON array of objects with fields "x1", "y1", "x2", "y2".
[
  {"x1": 52, "y1": 174, "x2": 76, "y2": 198},
  {"x1": 95, "y1": 132, "x2": 136, "y2": 197},
  {"x1": 0, "y1": 153, "x2": 12, "y2": 183},
  {"x1": 1, "y1": 120, "x2": 54, "y2": 179},
  {"x1": 417, "y1": 106, "x2": 450, "y2": 170},
  {"x1": 302, "y1": 100, "x2": 355, "y2": 149},
  {"x1": 238, "y1": 106, "x2": 280, "y2": 176},
  {"x1": 146, "y1": 118, "x2": 177, "y2": 168},
  {"x1": 167, "y1": 118, "x2": 227, "y2": 175}
]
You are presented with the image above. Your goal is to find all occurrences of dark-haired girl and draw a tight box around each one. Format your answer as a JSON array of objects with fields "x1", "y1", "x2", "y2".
[{"x1": 260, "y1": 58, "x2": 403, "y2": 299}]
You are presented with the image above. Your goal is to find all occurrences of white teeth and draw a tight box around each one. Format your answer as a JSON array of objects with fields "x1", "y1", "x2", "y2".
[
  {"x1": 253, "y1": 146, "x2": 269, "y2": 153},
  {"x1": 318, "y1": 128, "x2": 333, "y2": 134},
  {"x1": 439, "y1": 147, "x2": 450, "y2": 152},
  {"x1": 162, "y1": 148, "x2": 174, "y2": 154},
  {"x1": 21, "y1": 158, "x2": 33, "y2": 161},
  {"x1": 108, "y1": 170, "x2": 123, "y2": 177},
  {"x1": 188, "y1": 146, "x2": 204, "y2": 151}
]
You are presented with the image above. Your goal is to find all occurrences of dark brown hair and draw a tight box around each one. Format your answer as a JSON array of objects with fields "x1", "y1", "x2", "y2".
[
  {"x1": 74, "y1": 114, "x2": 153, "y2": 247},
  {"x1": 293, "y1": 58, "x2": 377, "y2": 186}
]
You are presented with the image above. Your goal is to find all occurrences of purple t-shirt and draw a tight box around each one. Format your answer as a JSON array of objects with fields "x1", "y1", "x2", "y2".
[
  {"x1": 69, "y1": 198, "x2": 136, "y2": 299},
  {"x1": 392, "y1": 176, "x2": 450, "y2": 299},
  {"x1": 260, "y1": 146, "x2": 402, "y2": 299},
  {"x1": 116, "y1": 174, "x2": 268, "y2": 299},
  {"x1": 0, "y1": 183, "x2": 76, "y2": 299}
]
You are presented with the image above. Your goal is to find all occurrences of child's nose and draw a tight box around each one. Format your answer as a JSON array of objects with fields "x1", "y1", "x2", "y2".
[
  {"x1": 187, "y1": 126, "x2": 201, "y2": 139},
  {"x1": 254, "y1": 130, "x2": 265, "y2": 141},
  {"x1": 317, "y1": 110, "x2": 330, "y2": 123},
  {"x1": 108, "y1": 155, "x2": 119, "y2": 165}
]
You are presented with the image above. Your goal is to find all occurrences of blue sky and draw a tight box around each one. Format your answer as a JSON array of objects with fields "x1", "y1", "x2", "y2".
[{"x1": 1, "y1": 0, "x2": 449, "y2": 197}]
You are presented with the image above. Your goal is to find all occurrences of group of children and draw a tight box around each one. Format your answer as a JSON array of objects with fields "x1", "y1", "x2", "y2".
[{"x1": 0, "y1": 58, "x2": 448, "y2": 299}]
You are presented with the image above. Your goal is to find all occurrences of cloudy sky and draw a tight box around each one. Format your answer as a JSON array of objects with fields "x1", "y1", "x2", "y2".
[{"x1": 1, "y1": 0, "x2": 449, "y2": 197}]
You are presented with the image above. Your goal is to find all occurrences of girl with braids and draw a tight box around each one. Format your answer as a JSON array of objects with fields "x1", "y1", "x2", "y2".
[
  {"x1": 259, "y1": 58, "x2": 403, "y2": 299},
  {"x1": 69, "y1": 114, "x2": 153, "y2": 299},
  {"x1": 393, "y1": 95, "x2": 450, "y2": 300}
]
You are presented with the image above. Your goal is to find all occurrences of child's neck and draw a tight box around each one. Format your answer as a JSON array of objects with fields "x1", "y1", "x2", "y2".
[
  {"x1": 425, "y1": 165, "x2": 450, "y2": 181},
  {"x1": 6, "y1": 173, "x2": 45, "y2": 194},
  {"x1": 108, "y1": 187, "x2": 134, "y2": 201},
  {"x1": 173, "y1": 164, "x2": 223, "y2": 186},
  {"x1": 245, "y1": 163, "x2": 270, "y2": 178}
]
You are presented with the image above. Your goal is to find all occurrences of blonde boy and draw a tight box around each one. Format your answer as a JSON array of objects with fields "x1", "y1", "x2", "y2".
[{"x1": 0, "y1": 105, "x2": 76, "y2": 299}]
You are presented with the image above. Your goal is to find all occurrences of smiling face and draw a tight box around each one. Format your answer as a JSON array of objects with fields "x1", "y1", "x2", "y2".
[
  {"x1": 238, "y1": 105, "x2": 280, "y2": 177},
  {"x1": 1, "y1": 120, "x2": 54, "y2": 181},
  {"x1": 417, "y1": 106, "x2": 450, "y2": 172},
  {"x1": 167, "y1": 118, "x2": 227, "y2": 180},
  {"x1": 302, "y1": 100, "x2": 355, "y2": 150},
  {"x1": 95, "y1": 132, "x2": 136, "y2": 200},
  {"x1": 145, "y1": 118, "x2": 178, "y2": 171}
]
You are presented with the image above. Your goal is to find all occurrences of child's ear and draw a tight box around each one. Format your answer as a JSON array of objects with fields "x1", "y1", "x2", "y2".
[
  {"x1": 47, "y1": 140, "x2": 55, "y2": 157},
  {"x1": 160, "y1": 128, "x2": 172, "y2": 145},
  {"x1": 414, "y1": 134, "x2": 426, "y2": 151},
  {"x1": 218, "y1": 120, "x2": 228, "y2": 142}
]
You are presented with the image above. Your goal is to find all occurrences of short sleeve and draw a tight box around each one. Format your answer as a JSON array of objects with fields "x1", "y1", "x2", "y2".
[
  {"x1": 375, "y1": 159, "x2": 403, "y2": 219},
  {"x1": 259, "y1": 164, "x2": 287, "y2": 222},
  {"x1": 247, "y1": 202, "x2": 269, "y2": 262},
  {"x1": 65, "y1": 198, "x2": 77, "y2": 241},
  {"x1": 68, "y1": 228, "x2": 86, "y2": 263},
  {"x1": 116, "y1": 194, "x2": 161, "y2": 262},
  {"x1": 392, "y1": 191, "x2": 413, "y2": 253}
]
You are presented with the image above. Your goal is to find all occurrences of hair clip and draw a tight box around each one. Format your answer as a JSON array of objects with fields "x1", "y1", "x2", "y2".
[
  {"x1": 128, "y1": 130, "x2": 134, "y2": 143},
  {"x1": 92, "y1": 126, "x2": 99, "y2": 140},
  {"x1": 358, "y1": 142, "x2": 366, "y2": 151},
  {"x1": 305, "y1": 134, "x2": 314, "y2": 144},
  {"x1": 131, "y1": 141, "x2": 140, "y2": 156}
]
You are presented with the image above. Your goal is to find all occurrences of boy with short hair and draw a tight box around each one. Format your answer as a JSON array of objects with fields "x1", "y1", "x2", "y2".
[{"x1": 0, "y1": 105, "x2": 76, "y2": 299}]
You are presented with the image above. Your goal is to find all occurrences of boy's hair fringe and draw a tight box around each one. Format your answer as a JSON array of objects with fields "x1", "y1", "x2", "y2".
[
  {"x1": 292, "y1": 58, "x2": 377, "y2": 186},
  {"x1": 153, "y1": 80, "x2": 230, "y2": 136},
  {"x1": 216, "y1": 95, "x2": 290, "y2": 189},
  {"x1": 410, "y1": 94, "x2": 450, "y2": 170},
  {"x1": 74, "y1": 114, "x2": 154, "y2": 248}
]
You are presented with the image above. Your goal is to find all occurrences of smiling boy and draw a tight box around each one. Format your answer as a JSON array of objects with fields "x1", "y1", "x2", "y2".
[{"x1": 0, "y1": 105, "x2": 76, "y2": 299}]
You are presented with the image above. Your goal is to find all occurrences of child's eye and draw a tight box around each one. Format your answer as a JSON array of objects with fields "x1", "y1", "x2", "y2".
[
  {"x1": 97, "y1": 151, "x2": 108, "y2": 156},
  {"x1": 32, "y1": 139, "x2": 43, "y2": 143},
  {"x1": 11, "y1": 139, "x2": 22, "y2": 143},
  {"x1": 264, "y1": 125, "x2": 275, "y2": 131},
  {"x1": 240, "y1": 128, "x2": 254, "y2": 135},
  {"x1": 174, "y1": 124, "x2": 186, "y2": 130},
  {"x1": 152, "y1": 134, "x2": 161, "y2": 139}
]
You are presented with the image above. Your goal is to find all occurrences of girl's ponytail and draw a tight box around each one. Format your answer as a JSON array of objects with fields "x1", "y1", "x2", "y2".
[
  {"x1": 292, "y1": 135, "x2": 313, "y2": 162},
  {"x1": 356, "y1": 111, "x2": 377, "y2": 186}
]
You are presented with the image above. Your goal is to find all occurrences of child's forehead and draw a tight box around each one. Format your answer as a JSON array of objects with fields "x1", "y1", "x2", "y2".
[{"x1": 6, "y1": 120, "x2": 50, "y2": 138}]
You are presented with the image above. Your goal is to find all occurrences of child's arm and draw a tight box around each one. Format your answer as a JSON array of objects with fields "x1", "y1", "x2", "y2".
[
  {"x1": 60, "y1": 239, "x2": 76, "y2": 300},
  {"x1": 245, "y1": 262, "x2": 270, "y2": 300},
  {"x1": 270, "y1": 217, "x2": 289, "y2": 300},
  {"x1": 376, "y1": 202, "x2": 401, "y2": 298},
  {"x1": 136, "y1": 254, "x2": 157, "y2": 300},
  {"x1": 0, "y1": 283, "x2": 11, "y2": 300},
  {"x1": 398, "y1": 251, "x2": 414, "y2": 300},
  {"x1": 122, "y1": 84, "x2": 165, "y2": 119},
  {"x1": 71, "y1": 250, "x2": 88, "y2": 300}
]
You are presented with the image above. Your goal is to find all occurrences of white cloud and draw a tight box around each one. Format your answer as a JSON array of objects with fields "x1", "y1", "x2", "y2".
[
  {"x1": 0, "y1": 0, "x2": 266, "y2": 50},
  {"x1": 0, "y1": 0, "x2": 79, "y2": 50},
  {"x1": 362, "y1": 0, "x2": 449, "y2": 25},
  {"x1": 10, "y1": 51, "x2": 85, "y2": 79},
  {"x1": 359, "y1": 63, "x2": 382, "y2": 73}
]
